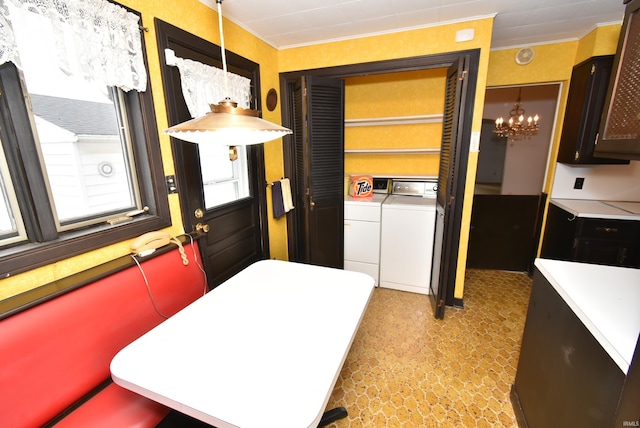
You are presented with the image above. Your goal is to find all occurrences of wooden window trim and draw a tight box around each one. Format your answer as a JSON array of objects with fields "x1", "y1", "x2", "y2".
[{"x1": 0, "y1": 8, "x2": 171, "y2": 278}]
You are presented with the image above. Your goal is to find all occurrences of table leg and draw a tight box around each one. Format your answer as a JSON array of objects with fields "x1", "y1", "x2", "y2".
[{"x1": 318, "y1": 407, "x2": 348, "y2": 427}]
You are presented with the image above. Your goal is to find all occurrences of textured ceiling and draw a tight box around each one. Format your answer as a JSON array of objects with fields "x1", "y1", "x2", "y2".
[{"x1": 200, "y1": 0, "x2": 625, "y2": 49}]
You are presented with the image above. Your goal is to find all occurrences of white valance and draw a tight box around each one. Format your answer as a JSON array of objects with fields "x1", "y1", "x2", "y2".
[
  {"x1": 0, "y1": 0, "x2": 147, "y2": 92},
  {"x1": 174, "y1": 55, "x2": 251, "y2": 118}
]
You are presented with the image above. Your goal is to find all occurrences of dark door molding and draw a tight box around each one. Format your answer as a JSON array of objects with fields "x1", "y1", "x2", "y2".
[
  {"x1": 155, "y1": 19, "x2": 270, "y2": 286},
  {"x1": 279, "y1": 49, "x2": 480, "y2": 316}
]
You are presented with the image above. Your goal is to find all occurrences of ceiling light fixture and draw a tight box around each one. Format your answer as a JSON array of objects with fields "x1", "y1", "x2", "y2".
[
  {"x1": 494, "y1": 87, "x2": 540, "y2": 139},
  {"x1": 164, "y1": 0, "x2": 292, "y2": 147}
]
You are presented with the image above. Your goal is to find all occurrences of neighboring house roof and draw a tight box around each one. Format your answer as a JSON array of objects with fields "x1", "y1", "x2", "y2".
[
  {"x1": 33, "y1": 116, "x2": 77, "y2": 144},
  {"x1": 29, "y1": 94, "x2": 119, "y2": 136}
]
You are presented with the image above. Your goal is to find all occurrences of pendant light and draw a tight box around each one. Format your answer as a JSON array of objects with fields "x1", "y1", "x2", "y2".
[{"x1": 164, "y1": 0, "x2": 292, "y2": 146}]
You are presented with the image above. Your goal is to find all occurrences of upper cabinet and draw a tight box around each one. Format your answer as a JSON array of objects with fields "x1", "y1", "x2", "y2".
[
  {"x1": 557, "y1": 55, "x2": 628, "y2": 164},
  {"x1": 595, "y1": 0, "x2": 640, "y2": 161}
]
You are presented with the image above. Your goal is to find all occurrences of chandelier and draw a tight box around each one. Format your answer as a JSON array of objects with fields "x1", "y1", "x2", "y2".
[{"x1": 494, "y1": 88, "x2": 540, "y2": 138}]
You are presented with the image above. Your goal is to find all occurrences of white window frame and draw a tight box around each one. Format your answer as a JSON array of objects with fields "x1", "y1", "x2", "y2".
[
  {"x1": 28, "y1": 87, "x2": 144, "y2": 232},
  {"x1": 0, "y1": 144, "x2": 27, "y2": 246}
]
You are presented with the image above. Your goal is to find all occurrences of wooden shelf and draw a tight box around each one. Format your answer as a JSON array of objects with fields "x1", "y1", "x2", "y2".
[
  {"x1": 344, "y1": 148, "x2": 441, "y2": 154},
  {"x1": 344, "y1": 114, "x2": 443, "y2": 127}
]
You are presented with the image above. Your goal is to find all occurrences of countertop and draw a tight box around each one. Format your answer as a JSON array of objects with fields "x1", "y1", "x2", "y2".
[
  {"x1": 551, "y1": 199, "x2": 640, "y2": 221},
  {"x1": 535, "y1": 258, "x2": 640, "y2": 374}
]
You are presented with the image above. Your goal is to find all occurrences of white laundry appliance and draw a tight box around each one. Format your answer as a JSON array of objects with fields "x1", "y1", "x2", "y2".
[
  {"x1": 343, "y1": 192, "x2": 388, "y2": 285},
  {"x1": 379, "y1": 179, "x2": 437, "y2": 294}
]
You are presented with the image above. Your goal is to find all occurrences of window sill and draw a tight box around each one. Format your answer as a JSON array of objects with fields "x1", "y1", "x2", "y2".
[
  {"x1": 0, "y1": 234, "x2": 198, "y2": 320},
  {"x1": 0, "y1": 214, "x2": 171, "y2": 279}
]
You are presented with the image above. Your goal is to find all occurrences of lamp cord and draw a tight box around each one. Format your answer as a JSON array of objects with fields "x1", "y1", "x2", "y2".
[{"x1": 216, "y1": 0, "x2": 230, "y2": 99}]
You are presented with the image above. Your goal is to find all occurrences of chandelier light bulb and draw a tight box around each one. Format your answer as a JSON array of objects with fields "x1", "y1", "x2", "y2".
[{"x1": 493, "y1": 88, "x2": 540, "y2": 139}]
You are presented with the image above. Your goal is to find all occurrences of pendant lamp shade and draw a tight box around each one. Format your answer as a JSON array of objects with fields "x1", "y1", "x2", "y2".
[
  {"x1": 163, "y1": 0, "x2": 292, "y2": 146},
  {"x1": 164, "y1": 99, "x2": 292, "y2": 145}
]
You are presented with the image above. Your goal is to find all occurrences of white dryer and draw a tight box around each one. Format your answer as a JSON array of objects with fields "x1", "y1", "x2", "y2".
[{"x1": 379, "y1": 180, "x2": 437, "y2": 294}]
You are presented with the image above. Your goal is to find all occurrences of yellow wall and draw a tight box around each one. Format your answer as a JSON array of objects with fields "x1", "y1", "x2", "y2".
[
  {"x1": 485, "y1": 24, "x2": 621, "y2": 195},
  {"x1": 0, "y1": 0, "x2": 287, "y2": 300},
  {"x1": 0, "y1": 7, "x2": 622, "y2": 305},
  {"x1": 484, "y1": 24, "x2": 621, "y2": 267},
  {"x1": 280, "y1": 17, "x2": 495, "y2": 299},
  {"x1": 344, "y1": 69, "x2": 446, "y2": 176}
]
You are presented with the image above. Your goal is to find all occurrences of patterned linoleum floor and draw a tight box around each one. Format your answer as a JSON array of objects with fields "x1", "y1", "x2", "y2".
[{"x1": 323, "y1": 269, "x2": 533, "y2": 427}]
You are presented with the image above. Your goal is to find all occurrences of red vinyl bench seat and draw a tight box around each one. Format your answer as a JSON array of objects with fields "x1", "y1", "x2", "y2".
[{"x1": 0, "y1": 242, "x2": 206, "y2": 428}]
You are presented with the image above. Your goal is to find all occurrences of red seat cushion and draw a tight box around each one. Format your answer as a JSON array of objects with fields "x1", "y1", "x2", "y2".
[{"x1": 0, "y1": 243, "x2": 205, "y2": 427}]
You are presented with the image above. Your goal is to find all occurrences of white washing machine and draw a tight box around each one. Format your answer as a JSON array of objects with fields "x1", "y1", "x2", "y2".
[
  {"x1": 344, "y1": 193, "x2": 388, "y2": 285},
  {"x1": 379, "y1": 180, "x2": 437, "y2": 294}
]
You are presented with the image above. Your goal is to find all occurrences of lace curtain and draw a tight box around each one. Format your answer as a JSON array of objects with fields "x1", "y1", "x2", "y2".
[
  {"x1": 174, "y1": 56, "x2": 251, "y2": 118},
  {"x1": 0, "y1": 0, "x2": 147, "y2": 92}
]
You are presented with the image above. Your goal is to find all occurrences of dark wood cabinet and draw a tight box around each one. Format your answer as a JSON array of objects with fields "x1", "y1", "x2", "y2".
[
  {"x1": 541, "y1": 203, "x2": 640, "y2": 267},
  {"x1": 595, "y1": 0, "x2": 640, "y2": 161},
  {"x1": 558, "y1": 56, "x2": 628, "y2": 164},
  {"x1": 511, "y1": 268, "x2": 626, "y2": 428}
]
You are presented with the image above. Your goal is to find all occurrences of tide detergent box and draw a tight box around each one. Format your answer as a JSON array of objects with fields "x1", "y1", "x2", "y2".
[{"x1": 348, "y1": 175, "x2": 373, "y2": 198}]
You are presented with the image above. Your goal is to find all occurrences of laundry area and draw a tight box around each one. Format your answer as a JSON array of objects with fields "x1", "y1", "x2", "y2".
[
  {"x1": 342, "y1": 69, "x2": 445, "y2": 295},
  {"x1": 344, "y1": 176, "x2": 437, "y2": 294}
]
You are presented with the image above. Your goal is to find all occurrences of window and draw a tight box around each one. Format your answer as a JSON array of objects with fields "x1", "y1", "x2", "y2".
[
  {"x1": 168, "y1": 54, "x2": 252, "y2": 209},
  {"x1": 199, "y1": 144, "x2": 250, "y2": 209},
  {"x1": 0, "y1": 2, "x2": 170, "y2": 276}
]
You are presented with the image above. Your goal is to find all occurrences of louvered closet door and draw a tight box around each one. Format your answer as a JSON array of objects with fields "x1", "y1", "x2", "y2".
[
  {"x1": 291, "y1": 76, "x2": 345, "y2": 268},
  {"x1": 430, "y1": 57, "x2": 468, "y2": 319}
]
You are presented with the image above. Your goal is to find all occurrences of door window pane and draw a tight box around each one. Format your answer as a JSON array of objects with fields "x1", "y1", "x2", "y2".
[{"x1": 199, "y1": 144, "x2": 249, "y2": 209}]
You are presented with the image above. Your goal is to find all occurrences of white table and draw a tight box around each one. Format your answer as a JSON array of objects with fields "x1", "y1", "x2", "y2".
[{"x1": 111, "y1": 259, "x2": 374, "y2": 428}]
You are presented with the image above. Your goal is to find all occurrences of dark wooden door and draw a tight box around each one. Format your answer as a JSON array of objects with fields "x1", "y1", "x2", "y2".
[
  {"x1": 155, "y1": 20, "x2": 269, "y2": 287},
  {"x1": 289, "y1": 76, "x2": 345, "y2": 268},
  {"x1": 430, "y1": 57, "x2": 470, "y2": 319},
  {"x1": 467, "y1": 194, "x2": 545, "y2": 272}
]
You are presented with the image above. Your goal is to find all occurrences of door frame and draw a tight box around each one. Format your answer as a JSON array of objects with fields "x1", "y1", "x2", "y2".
[
  {"x1": 279, "y1": 50, "x2": 480, "y2": 309},
  {"x1": 155, "y1": 19, "x2": 270, "y2": 285}
]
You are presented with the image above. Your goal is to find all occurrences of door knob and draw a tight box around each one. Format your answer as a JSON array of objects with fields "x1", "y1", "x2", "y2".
[{"x1": 195, "y1": 223, "x2": 210, "y2": 233}]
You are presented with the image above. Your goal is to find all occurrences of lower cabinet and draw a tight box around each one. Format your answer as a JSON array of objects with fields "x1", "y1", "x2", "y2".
[
  {"x1": 511, "y1": 269, "x2": 626, "y2": 427},
  {"x1": 541, "y1": 204, "x2": 640, "y2": 267}
]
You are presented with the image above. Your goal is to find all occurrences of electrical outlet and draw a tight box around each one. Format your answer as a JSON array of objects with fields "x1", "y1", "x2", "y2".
[{"x1": 574, "y1": 177, "x2": 585, "y2": 190}]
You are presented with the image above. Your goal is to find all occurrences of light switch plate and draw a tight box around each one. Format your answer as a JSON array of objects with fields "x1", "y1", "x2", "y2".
[{"x1": 470, "y1": 131, "x2": 480, "y2": 152}]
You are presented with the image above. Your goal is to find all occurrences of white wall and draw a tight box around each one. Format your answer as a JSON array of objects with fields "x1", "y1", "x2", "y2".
[
  {"x1": 551, "y1": 161, "x2": 640, "y2": 201},
  {"x1": 483, "y1": 84, "x2": 560, "y2": 195}
]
